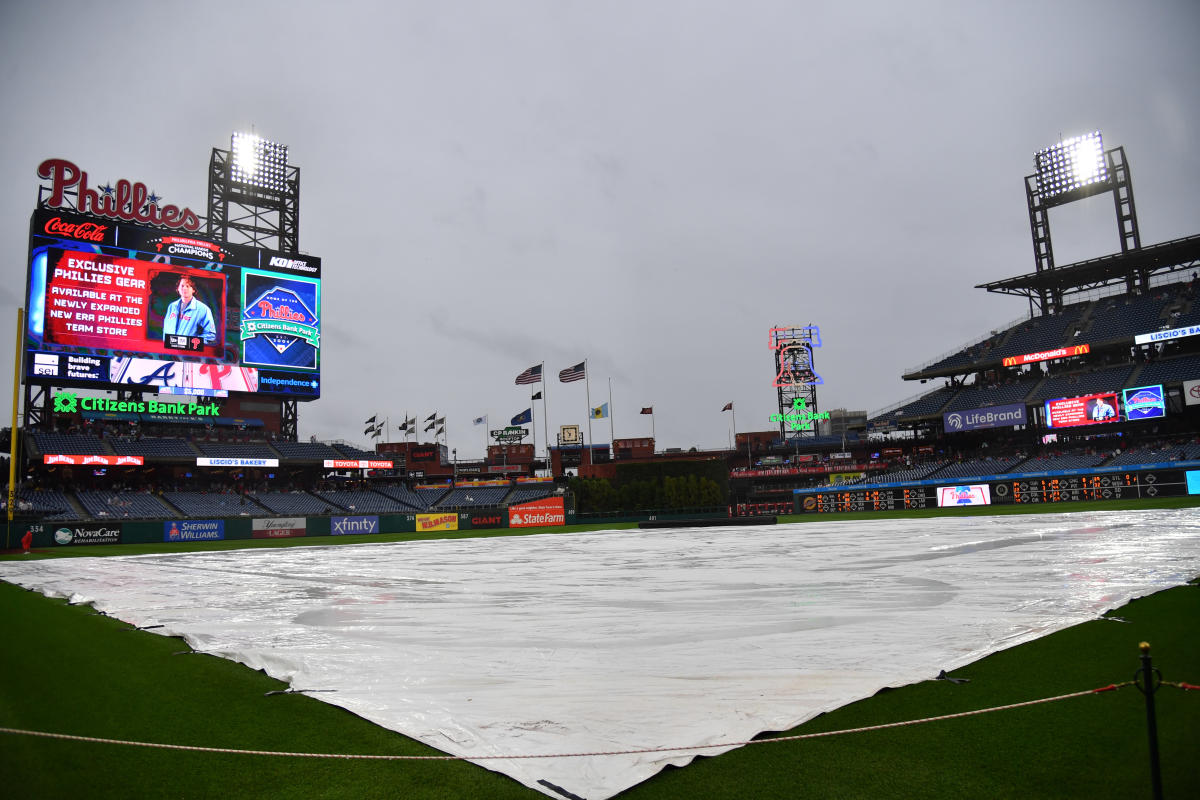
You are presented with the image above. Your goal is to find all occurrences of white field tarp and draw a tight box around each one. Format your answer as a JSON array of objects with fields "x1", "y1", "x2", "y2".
[{"x1": 3, "y1": 509, "x2": 1200, "y2": 799}]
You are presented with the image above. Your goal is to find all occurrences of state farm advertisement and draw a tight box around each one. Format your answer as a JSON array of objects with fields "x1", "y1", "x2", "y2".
[
  {"x1": 508, "y1": 497, "x2": 565, "y2": 528},
  {"x1": 1044, "y1": 393, "x2": 1120, "y2": 428},
  {"x1": 42, "y1": 248, "x2": 226, "y2": 358}
]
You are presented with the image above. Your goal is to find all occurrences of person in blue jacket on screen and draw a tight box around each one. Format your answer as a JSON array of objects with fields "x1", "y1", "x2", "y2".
[{"x1": 163, "y1": 275, "x2": 216, "y2": 345}]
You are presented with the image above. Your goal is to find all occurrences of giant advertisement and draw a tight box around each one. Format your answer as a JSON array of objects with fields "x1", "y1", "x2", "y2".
[{"x1": 25, "y1": 208, "x2": 321, "y2": 398}]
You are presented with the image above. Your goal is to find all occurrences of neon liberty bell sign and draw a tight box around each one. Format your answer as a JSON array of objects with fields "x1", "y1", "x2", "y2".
[{"x1": 769, "y1": 325, "x2": 829, "y2": 431}]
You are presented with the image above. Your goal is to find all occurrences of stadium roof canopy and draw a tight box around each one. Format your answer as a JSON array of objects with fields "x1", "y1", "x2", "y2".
[{"x1": 976, "y1": 234, "x2": 1200, "y2": 303}]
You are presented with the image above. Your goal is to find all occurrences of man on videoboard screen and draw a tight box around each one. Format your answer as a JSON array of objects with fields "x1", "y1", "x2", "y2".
[{"x1": 163, "y1": 275, "x2": 216, "y2": 345}]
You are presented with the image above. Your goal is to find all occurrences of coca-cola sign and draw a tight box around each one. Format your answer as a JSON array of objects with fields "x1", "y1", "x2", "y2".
[
  {"x1": 43, "y1": 216, "x2": 108, "y2": 242},
  {"x1": 38, "y1": 158, "x2": 201, "y2": 232}
]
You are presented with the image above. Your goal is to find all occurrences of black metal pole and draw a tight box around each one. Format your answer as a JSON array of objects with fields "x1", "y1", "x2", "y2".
[{"x1": 1136, "y1": 641, "x2": 1163, "y2": 800}]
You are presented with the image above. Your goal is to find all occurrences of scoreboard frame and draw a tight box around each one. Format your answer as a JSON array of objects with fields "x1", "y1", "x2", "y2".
[{"x1": 797, "y1": 466, "x2": 1199, "y2": 513}]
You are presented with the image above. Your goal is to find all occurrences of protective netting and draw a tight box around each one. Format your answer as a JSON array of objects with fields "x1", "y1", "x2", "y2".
[{"x1": 2, "y1": 508, "x2": 1198, "y2": 799}]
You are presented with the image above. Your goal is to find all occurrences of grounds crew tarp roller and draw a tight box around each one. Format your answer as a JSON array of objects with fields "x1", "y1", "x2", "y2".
[{"x1": 2, "y1": 509, "x2": 1199, "y2": 799}]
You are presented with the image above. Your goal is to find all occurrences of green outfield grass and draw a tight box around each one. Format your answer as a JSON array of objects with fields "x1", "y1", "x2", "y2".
[{"x1": 1, "y1": 502, "x2": 1197, "y2": 798}]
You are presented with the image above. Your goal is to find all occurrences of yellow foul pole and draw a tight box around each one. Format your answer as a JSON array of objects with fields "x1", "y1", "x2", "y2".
[{"x1": 7, "y1": 308, "x2": 24, "y2": 548}]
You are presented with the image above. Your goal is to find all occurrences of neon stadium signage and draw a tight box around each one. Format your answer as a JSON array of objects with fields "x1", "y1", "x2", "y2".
[
  {"x1": 52, "y1": 390, "x2": 220, "y2": 416},
  {"x1": 37, "y1": 158, "x2": 202, "y2": 232},
  {"x1": 1002, "y1": 344, "x2": 1089, "y2": 367},
  {"x1": 770, "y1": 398, "x2": 830, "y2": 431}
]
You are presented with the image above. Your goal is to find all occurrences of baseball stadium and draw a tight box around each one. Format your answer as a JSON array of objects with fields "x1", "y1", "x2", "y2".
[{"x1": 2, "y1": 132, "x2": 1199, "y2": 799}]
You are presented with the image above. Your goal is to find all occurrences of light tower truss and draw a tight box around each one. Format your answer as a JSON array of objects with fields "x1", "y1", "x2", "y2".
[{"x1": 1023, "y1": 133, "x2": 1140, "y2": 314}]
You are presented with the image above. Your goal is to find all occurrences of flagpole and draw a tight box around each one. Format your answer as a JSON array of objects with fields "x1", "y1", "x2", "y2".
[
  {"x1": 540, "y1": 362, "x2": 548, "y2": 467},
  {"x1": 651, "y1": 409, "x2": 655, "y2": 445},
  {"x1": 483, "y1": 413, "x2": 488, "y2": 458},
  {"x1": 608, "y1": 377, "x2": 614, "y2": 443},
  {"x1": 584, "y1": 359, "x2": 592, "y2": 458}
]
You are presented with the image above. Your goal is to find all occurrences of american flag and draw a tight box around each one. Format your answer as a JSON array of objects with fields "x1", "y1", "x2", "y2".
[
  {"x1": 515, "y1": 364, "x2": 542, "y2": 385},
  {"x1": 559, "y1": 361, "x2": 586, "y2": 383}
]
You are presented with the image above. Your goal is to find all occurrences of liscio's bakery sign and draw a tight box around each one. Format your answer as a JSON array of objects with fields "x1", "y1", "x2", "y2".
[{"x1": 38, "y1": 158, "x2": 202, "y2": 232}]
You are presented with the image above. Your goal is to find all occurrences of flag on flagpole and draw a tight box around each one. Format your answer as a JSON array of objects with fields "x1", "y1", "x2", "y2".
[
  {"x1": 515, "y1": 364, "x2": 542, "y2": 385},
  {"x1": 559, "y1": 362, "x2": 586, "y2": 383},
  {"x1": 435, "y1": 416, "x2": 445, "y2": 425},
  {"x1": 424, "y1": 420, "x2": 436, "y2": 432},
  {"x1": 591, "y1": 402, "x2": 609, "y2": 419},
  {"x1": 363, "y1": 414, "x2": 377, "y2": 425},
  {"x1": 722, "y1": 402, "x2": 733, "y2": 411},
  {"x1": 436, "y1": 426, "x2": 445, "y2": 437},
  {"x1": 425, "y1": 412, "x2": 437, "y2": 422},
  {"x1": 640, "y1": 407, "x2": 653, "y2": 415},
  {"x1": 473, "y1": 416, "x2": 486, "y2": 426},
  {"x1": 511, "y1": 408, "x2": 532, "y2": 425},
  {"x1": 532, "y1": 391, "x2": 542, "y2": 401},
  {"x1": 406, "y1": 417, "x2": 416, "y2": 428}
]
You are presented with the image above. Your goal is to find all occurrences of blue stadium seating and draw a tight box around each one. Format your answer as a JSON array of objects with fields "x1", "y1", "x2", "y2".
[
  {"x1": 17, "y1": 488, "x2": 81, "y2": 520},
  {"x1": 373, "y1": 485, "x2": 429, "y2": 510},
  {"x1": 196, "y1": 441, "x2": 281, "y2": 459},
  {"x1": 249, "y1": 491, "x2": 343, "y2": 515},
  {"x1": 163, "y1": 492, "x2": 265, "y2": 517},
  {"x1": 76, "y1": 491, "x2": 178, "y2": 519},
  {"x1": 436, "y1": 486, "x2": 510, "y2": 508},
  {"x1": 273, "y1": 441, "x2": 342, "y2": 460},
  {"x1": 108, "y1": 437, "x2": 198, "y2": 458},
  {"x1": 312, "y1": 490, "x2": 411, "y2": 514},
  {"x1": 507, "y1": 487, "x2": 556, "y2": 505},
  {"x1": 31, "y1": 432, "x2": 111, "y2": 456}
]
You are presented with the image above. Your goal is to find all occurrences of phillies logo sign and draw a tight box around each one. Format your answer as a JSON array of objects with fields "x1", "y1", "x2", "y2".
[{"x1": 38, "y1": 158, "x2": 201, "y2": 231}]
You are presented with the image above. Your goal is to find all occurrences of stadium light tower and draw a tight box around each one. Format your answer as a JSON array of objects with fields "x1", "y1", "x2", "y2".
[
  {"x1": 207, "y1": 132, "x2": 303, "y2": 439},
  {"x1": 207, "y1": 132, "x2": 300, "y2": 252},
  {"x1": 1025, "y1": 130, "x2": 1140, "y2": 313}
]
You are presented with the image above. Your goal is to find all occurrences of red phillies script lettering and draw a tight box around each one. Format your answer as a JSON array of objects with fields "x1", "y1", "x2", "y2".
[
  {"x1": 255, "y1": 300, "x2": 305, "y2": 321},
  {"x1": 44, "y1": 216, "x2": 108, "y2": 242},
  {"x1": 38, "y1": 158, "x2": 201, "y2": 232}
]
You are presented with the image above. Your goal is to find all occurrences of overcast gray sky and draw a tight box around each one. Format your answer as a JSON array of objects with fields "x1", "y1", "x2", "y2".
[{"x1": 2, "y1": 0, "x2": 1199, "y2": 458}]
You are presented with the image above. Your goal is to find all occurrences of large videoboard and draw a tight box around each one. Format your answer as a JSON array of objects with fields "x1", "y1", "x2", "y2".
[{"x1": 24, "y1": 208, "x2": 321, "y2": 399}]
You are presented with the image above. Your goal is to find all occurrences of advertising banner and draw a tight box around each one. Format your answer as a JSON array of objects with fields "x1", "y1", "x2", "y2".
[
  {"x1": 196, "y1": 457, "x2": 280, "y2": 468},
  {"x1": 323, "y1": 459, "x2": 394, "y2": 469},
  {"x1": 251, "y1": 517, "x2": 306, "y2": 538},
  {"x1": 331, "y1": 516, "x2": 380, "y2": 535},
  {"x1": 164, "y1": 520, "x2": 225, "y2": 542},
  {"x1": 937, "y1": 484, "x2": 992, "y2": 507},
  {"x1": 943, "y1": 403, "x2": 1027, "y2": 433},
  {"x1": 43, "y1": 454, "x2": 144, "y2": 466},
  {"x1": 52, "y1": 523, "x2": 121, "y2": 545},
  {"x1": 416, "y1": 513, "x2": 459, "y2": 532},
  {"x1": 1133, "y1": 324, "x2": 1200, "y2": 346},
  {"x1": 508, "y1": 497, "x2": 566, "y2": 528},
  {"x1": 1044, "y1": 393, "x2": 1120, "y2": 428},
  {"x1": 467, "y1": 512, "x2": 505, "y2": 529},
  {"x1": 1185, "y1": 380, "x2": 1200, "y2": 407},
  {"x1": 1001, "y1": 344, "x2": 1089, "y2": 367}
]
